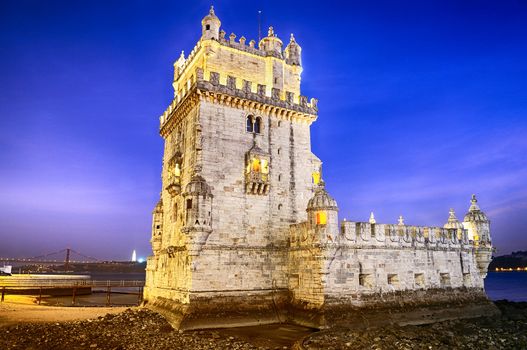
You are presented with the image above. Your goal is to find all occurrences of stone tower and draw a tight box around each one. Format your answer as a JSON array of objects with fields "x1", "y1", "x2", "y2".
[
  {"x1": 145, "y1": 7, "x2": 497, "y2": 330},
  {"x1": 144, "y1": 7, "x2": 320, "y2": 329}
]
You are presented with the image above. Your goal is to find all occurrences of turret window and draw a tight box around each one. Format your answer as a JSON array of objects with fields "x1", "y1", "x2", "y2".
[
  {"x1": 316, "y1": 211, "x2": 327, "y2": 225},
  {"x1": 206, "y1": 24, "x2": 210, "y2": 30}
]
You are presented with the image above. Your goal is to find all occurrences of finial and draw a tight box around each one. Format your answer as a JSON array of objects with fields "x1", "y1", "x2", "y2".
[
  {"x1": 369, "y1": 212, "x2": 376, "y2": 224},
  {"x1": 469, "y1": 194, "x2": 480, "y2": 211},
  {"x1": 268, "y1": 26, "x2": 275, "y2": 37},
  {"x1": 209, "y1": 5, "x2": 215, "y2": 15},
  {"x1": 398, "y1": 215, "x2": 404, "y2": 225},
  {"x1": 449, "y1": 208, "x2": 455, "y2": 218},
  {"x1": 179, "y1": 50, "x2": 185, "y2": 59},
  {"x1": 318, "y1": 179, "x2": 325, "y2": 189},
  {"x1": 290, "y1": 33, "x2": 295, "y2": 42}
]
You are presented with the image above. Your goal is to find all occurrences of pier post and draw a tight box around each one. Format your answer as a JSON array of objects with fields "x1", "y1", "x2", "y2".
[
  {"x1": 106, "y1": 286, "x2": 111, "y2": 306},
  {"x1": 72, "y1": 287, "x2": 77, "y2": 305},
  {"x1": 1, "y1": 287, "x2": 5, "y2": 302},
  {"x1": 138, "y1": 286, "x2": 143, "y2": 305}
]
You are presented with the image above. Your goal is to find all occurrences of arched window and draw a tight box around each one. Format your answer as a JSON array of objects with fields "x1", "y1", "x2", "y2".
[
  {"x1": 246, "y1": 115, "x2": 254, "y2": 132},
  {"x1": 254, "y1": 117, "x2": 261, "y2": 134}
]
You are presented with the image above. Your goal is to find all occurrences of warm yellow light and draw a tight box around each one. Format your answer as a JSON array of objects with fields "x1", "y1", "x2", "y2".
[
  {"x1": 312, "y1": 171, "x2": 321, "y2": 185},
  {"x1": 261, "y1": 159, "x2": 269, "y2": 174},
  {"x1": 316, "y1": 211, "x2": 327, "y2": 225},
  {"x1": 174, "y1": 163, "x2": 181, "y2": 177},
  {"x1": 252, "y1": 158, "x2": 260, "y2": 172}
]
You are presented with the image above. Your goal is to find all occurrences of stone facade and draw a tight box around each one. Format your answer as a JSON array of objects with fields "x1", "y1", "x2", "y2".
[{"x1": 144, "y1": 7, "x2": 497, "y2": 329}]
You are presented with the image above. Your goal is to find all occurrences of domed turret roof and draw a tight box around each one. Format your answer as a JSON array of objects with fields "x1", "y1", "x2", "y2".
[
  {"x1": 307, "y1": 181, "x2": 338, "y2": 211},
  {"x1": 202, "y1": 6, "x2": 220, "y2": 25},
  {"x1": 184, "y1": 174, "x2": 211, "y2": 196},
  {"x1": 153, "y1": 199, "x2": 163, "y2": 214},
  {"x1": 444, "y1": 208, "x2": 463, "y2": 229},
  {"x1": 463, "y1": 194, "x2": 489, "y2": 222}
]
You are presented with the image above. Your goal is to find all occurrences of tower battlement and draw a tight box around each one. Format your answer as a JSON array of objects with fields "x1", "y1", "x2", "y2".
[{"x1": 160, "y1": 67, "x2": 318, "y2": 131}]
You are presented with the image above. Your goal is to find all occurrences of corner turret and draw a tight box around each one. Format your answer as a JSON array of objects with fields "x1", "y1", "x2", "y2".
[
  {"x1": 307, "y1": 181, "x2": 339, "y2": 243},
  {"x1": 462, "y1": 194, "x2": 490, "y2": 243},
  {"x1": 285, "y1": 34, "x2": 302, "y2": 66},
  {"x1": 151, "y1": 199, "x2": 163, "y2": 253},
  {"x1": 463, "y1": 194, "x2": 492, "y2": 277},
  {"x1": 201, "y1": 6, "x2": 221, "y2": 40},
  {"x1": 181, "y1": 172, "x2": 213, "y2": 253},
  {"x1": 259, "y1": 26, "x2": 283, "y2": 58}
]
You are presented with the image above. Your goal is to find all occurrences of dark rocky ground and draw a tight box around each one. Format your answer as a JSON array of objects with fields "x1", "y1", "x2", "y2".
[{"x1": 0, "y1": 301, "x2": 525, "y2": 350}]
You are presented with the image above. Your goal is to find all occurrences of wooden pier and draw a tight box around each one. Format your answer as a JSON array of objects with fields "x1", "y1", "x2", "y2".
[{"x1": 0, "y1": 276, "x2": 145, "y2": 306}]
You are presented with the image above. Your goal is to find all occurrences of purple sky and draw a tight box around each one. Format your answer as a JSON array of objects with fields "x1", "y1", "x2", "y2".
[{"x1": 1, "y1": 1, "x2": 526, "y2": 260}]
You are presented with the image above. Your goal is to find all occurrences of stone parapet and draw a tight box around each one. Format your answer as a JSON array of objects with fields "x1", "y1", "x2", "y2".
[{"x1": 160, "y1": 67, "x2": 317, "y2": 131}]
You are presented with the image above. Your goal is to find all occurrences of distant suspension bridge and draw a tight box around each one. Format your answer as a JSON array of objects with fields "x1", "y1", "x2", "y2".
[{"x1": 0, "y1": 248, "x2": 129, "y2": 269}]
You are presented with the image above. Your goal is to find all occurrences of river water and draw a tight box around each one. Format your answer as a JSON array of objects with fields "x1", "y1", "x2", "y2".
[{"x1": 485, "y1": 271, "x2": 527, "y2": 302}]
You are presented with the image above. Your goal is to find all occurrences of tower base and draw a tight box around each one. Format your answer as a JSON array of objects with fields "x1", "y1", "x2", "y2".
[{"x1": 144, "y1": 287, "x2": 499, "y2": 330}]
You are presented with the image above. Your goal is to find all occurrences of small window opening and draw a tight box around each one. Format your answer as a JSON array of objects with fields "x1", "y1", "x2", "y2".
[
  {"x1": 274, "y1": 77, "x2": 278, "y2": 84},
  {"x1": 246, "y1": 115, "x2": 254, "y2": 132},
  {"x1": 415, "y1": 273, "x2": 425, "y2": 288},
  {"x1": 278, "y1": 204, "x2": 283, "y2": 210},
  {"x1": 156, "y1": 225, "x2": 160, "y2": 229},
  {"x1": 278, "y1": 174, "x2": 282, "y2": 182},
  {"x1": 387, "y1": 274, "x2": 400, "y2": 287},
  {"x1": 254, "y1": 117, "x2": 261, "y2": 134},
  {"x1": 359, "y1": 274, "x2": 373, "y2": 288},
  {"x1": 186, "y1": 199, "x2": 193, "y2": 209},
  {"x1": 463, "y1": 273, "x2": 471, "y2": 286},
  {"x1": 440, "y1": 273, "x2": 451, "y2": 287},
  {"x1": 205, "y1": 24, "x2": 210, "y2": 30},
  {"x1": 277, "y1": 121, "x2": 281, "y2": 127},
  {"x1": 277, "y1": 148, "x2": 281, "y2": 155}
]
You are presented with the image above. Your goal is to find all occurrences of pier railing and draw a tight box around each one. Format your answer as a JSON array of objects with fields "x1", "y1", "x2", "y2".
[{"x1": 0, "y1": 279, "x2": 145, "y2": 306}]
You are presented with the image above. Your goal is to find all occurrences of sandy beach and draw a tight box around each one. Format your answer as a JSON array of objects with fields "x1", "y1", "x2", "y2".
[{"x1": 0, "y1": 295, "x2": 128, "y2": 327}]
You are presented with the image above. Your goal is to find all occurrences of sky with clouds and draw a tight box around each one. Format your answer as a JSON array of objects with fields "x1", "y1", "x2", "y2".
[{"x1": 1, "y1": 0, "x2": 526, "y2": 260}]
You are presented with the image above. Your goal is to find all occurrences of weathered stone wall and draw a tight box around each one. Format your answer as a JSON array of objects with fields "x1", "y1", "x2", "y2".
[{"x1": 288, "y1": 220, "x2": 487, "y2": 310}]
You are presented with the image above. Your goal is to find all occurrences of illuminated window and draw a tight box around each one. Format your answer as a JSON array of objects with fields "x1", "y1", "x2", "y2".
[
  {"x1": 316, "y1": 211, "x2": 327, "y2": 225},
  {"x1": 251, "y1": 158, "x2": 260, "y2": 172},
  {"x1": 174, "y1": 163, "x2": 181, "y2": 183},
  {"x1": 312, "y1": 171, "x2": 321, "y2": 185},
  {"x1": 260, "y1": 159, "x2": 268, "y2": 174}
]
